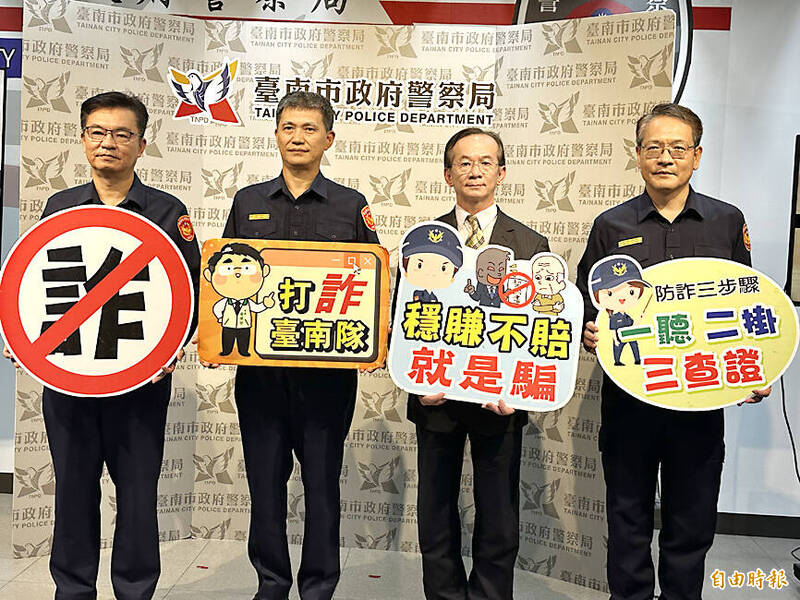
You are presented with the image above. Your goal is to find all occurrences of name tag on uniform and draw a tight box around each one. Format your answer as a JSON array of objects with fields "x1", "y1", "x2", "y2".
[
  {"x1": 618, "y1": 236, "x2": 643, "y2": 248},
  {"x1": 249, "y1": 213, "x2": 270, "y2": 221}
]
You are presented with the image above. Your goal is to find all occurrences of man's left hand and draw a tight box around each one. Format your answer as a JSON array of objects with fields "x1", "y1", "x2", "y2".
[
  {"x1": 739, "y1": 386, "x2": 772, "y2": 405},
  {"x1": 359, "y1": 359, "x2": 385, "y2": 374},
  {"x1": 482, "y1": 398, "x2": 515, "y2": 416},
  {"x1": 152, "y1": 348, "x2": 185, "y2": 383}
]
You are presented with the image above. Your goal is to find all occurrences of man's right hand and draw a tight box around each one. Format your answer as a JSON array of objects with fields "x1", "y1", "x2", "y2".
[
  {"x1": 2, "y1": 347, "x2": 20, "y2": 369},
  {"x1": 464, "y1": 279, "x2": 475, "y2": 295},
  {"x1": 192, "y1": 335, "x2": 220, "y2": 369},
  {"x1": 582, "y1": 321, "x2": 599, "y2": 354},
  {"x1": 420, "y1": 392, "x2": 446, "y2": 406}
]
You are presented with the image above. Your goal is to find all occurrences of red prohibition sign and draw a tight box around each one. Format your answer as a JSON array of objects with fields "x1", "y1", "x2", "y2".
[
  {"x1": 0, "y1": 206, "x2": 194, "y2": 397},
  {"x1": 498, "y1": 271, "x2": 536, "y2": 308}
]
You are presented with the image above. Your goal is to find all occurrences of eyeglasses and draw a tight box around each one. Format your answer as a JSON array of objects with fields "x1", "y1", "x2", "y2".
[
  {"x1": 451, "y1": 160, "x2": 499, "y2": 175},
  {"x1": 82, "y1": 126, "x2": 140, "y2": 145},
  {"x1": 640, "y1": 143, "x2": 695, "y2": 159}
]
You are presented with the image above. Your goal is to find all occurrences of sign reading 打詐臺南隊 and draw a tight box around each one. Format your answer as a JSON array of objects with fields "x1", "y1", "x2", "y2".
[
  {"x1": 198, "y1": 239, "x2": 390, "y2": 369},
  {"x1": 589, "y1": 256, "x2": 800, "y2": 410},
  {"x1": 388, "y1": 222, "x2": 582, "y2": 412}
]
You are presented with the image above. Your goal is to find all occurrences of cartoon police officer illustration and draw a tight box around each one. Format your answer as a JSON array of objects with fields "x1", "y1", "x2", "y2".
[
  {"x1": 589, "y1": 256, "x2": 651, "y2": 366},
  {"x1": 401, "y1": 223, "x2": 463, "y2": 303},
  {"x1": 204, "y1": 242, "x2": 275, "y2": 357}
]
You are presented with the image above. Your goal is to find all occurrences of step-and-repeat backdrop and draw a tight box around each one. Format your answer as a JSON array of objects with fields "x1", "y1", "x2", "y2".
[{"x1": 13, "y1": 1, "x2": 671, "y2": 591}]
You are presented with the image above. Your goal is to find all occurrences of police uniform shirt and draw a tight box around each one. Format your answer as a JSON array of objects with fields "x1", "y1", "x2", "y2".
[
  {"x1": 413, "y1": 290, "x2": 438, "y2": 303},
  {"x1": 576, "y1": 187, "x2": 750, "y2": 328},
  {"x1": 42, "y1": 173, "x2": 202, "y2": 344},
  {"x1": 609, "y1": 311, "x2": 634, "y2": 332},
  {"x1": 223, "y1": 171, "x2": 379, "y2": 245}
]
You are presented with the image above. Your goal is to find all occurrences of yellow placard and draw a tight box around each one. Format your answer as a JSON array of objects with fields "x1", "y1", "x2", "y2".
[
  {"x1": 198, "y1": 239, "x2": 390, "y2": 369},
  {"x1": 590, "y1": 256, "x2": 799, "y2": 410}
]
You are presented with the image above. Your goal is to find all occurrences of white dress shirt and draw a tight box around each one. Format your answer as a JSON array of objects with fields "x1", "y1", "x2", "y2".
[{"x1": 455, "y1": 202, "x2": 498, "y2": 249}]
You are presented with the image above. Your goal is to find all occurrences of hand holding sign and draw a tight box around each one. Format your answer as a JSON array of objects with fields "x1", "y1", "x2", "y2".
[
  {"x1": 482, "y1": 397, "x2": 515, "y2": 415},
  {"x1": 582, "y1": 321, "x2": 599, "y2": 354},
  {"x1": 151, "y1": 347, "x2": 185, "y2": 384},
  {"x1": 2, "y1": 346, "x2": 19, "y2": 369}
]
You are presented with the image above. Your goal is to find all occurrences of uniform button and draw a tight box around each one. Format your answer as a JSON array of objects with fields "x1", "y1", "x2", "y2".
[
  {"x1": 294, "y1": 204, "x2": 299, "y2": 210},
  {"x1": 331, "y1": 234, "x2": 337, "y2": 239},
  {"x1": 291, "y1": 229, "x2": 298, "y2": 236},
  {"x1": 669, "y1": 254, "x2": 674, "y2": 259}
]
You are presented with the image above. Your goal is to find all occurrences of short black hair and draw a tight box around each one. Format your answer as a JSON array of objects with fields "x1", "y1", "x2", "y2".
[
  {"x1": 80, "y1": 91, "x2": 149, "y2": 136},
  {"x1": 276, "y1": 91, "x2": 335, "y2": 132},
  {"x1": 636, "y1": 103, "x2": 703, "y2": 147},
  {"x1": 207, "y1": 243, "x2": 265, "y2": 274},
  {"x1": 443, "y1": 128, "x2": 506, "y2": 169}
]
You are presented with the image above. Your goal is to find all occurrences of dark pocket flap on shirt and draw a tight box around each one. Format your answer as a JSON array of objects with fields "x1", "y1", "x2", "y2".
[
  {"x1": 245, "y1": 217, "x2": 277, "y2": 238},
  {"x1": 315, "y1": 221, "x2": 355, "y2": 241},
  {"x1": 695, "y1": 244, "x2": 730, "y2": 259},
  {"x1": 619, "y1": 243, "x2": 650, "y2": 265}
]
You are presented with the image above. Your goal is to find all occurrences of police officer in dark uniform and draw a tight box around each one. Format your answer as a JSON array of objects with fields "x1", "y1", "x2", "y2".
[
  {"x1": 219, "y1": 92, "x2": 378, "y2": 600},
  {"x1": 3, "y1": 92, "x2": 200, "y2": 600},
  {"x1": 589, "y1": 257, "x2": 650, "y2": 366},
  {"x1": 407, "y1": 128, "x2": 548, "y2": 600},
  {"x1": 577, "y1": 103, "x2": 770, "y2": 600},
  {"x1": 400, "y1": 224, "x2": 464, "y2": 304}
]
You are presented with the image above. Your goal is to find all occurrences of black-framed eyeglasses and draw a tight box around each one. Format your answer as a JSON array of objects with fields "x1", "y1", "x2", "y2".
[
  {"x1": 640, "y1": 143, "x2": 696, "y2": 159},
  {"x1": 82, "y1": 126, "x2": 141, "y2": 145}
]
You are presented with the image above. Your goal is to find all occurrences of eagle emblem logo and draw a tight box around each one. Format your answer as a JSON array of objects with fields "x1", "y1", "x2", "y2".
[
  {"x1": 168, "y1": 60, "x2": 241, "y2": 125},
  {"x1": 612, "y1": 262, "x2": 628, "y2": 277},
  {"x1": 428, "y1": 229, "x2": 443, "y2": 244}
]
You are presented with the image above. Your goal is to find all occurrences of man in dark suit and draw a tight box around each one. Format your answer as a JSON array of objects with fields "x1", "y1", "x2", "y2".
[
  {"x1": 463, "y1": 247, "x2": 510, "y2": 308},
  {"x1": 409, "y1": 128, "x2": 549, "y2": 600}
]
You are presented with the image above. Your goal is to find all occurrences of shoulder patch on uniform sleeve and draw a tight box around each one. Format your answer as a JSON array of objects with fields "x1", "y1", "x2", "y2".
[
  {"x1": 361, "y1": 204, "x2": 376, "y2": 231},
  {"x1": 177, "y1": 215, "x2": 195, "y2": 242},
  {"x1": 742, "y1": 223, "x2": 751, "y2": 252}
]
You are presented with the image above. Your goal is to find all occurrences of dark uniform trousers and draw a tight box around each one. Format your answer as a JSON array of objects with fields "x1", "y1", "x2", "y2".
[
  {"x1": 576, "y1": 189, "x2": 748, "y2": 600},
  {"x1": 235, "y1": 366, "x2": 356, "y2": 600},
  {"x1": 407, "y1": 208, "x2": 549, "y2": 600},
  {"x1": 601, "y1": 385, "x2": 724, "y2": 600},
  {"x1": 43, "y1": 378, "x2": 171, "y2": 600}
]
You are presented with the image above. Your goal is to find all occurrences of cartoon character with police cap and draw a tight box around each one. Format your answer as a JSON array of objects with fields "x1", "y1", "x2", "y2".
[
  {"x1": 589, "y1": 255, "x2": 652, "y2": 366},
  {"x1": 204, "y1": 242, "x2": 276, "y2": 357},
  {"x1": 401, "y1": 223, "x2": 463, "y2": 302}
]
